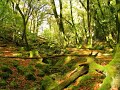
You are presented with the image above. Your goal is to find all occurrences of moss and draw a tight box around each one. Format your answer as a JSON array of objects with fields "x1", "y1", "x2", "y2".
[
  {"x1": 0, "y1": 80, "x2": 7, "y2": 86},
  {"x1": 0, "y1": 72, "x2": 10, "y2": 80},
  {"x1": 35, "y1": 63, "x2": 43, "y2": 69},
  {"x1": 24, "y1": 72, "x2": 36, "y2": 81},
  {"x1": 79, "y1": 75, "x2": 93, "y2": 85},
  {"x1": 94, "y1": 45, "x2": 104, "y2": 50},
  {"x1": 99, "y1": 76, "x2": 112, "y2": 90},
  {"x1": 12, "y1": 60, "x2": 20, "y2": 67},
  {"x1": 27, "y1": 65, "x2": 35, "y2": 72},
  {"x1": 40, "y1": 76, "x2": 58, "y2": 90},
  {"x1": 24, "y1": 83, "x2": 31, "y2": 89},
  {"x1": 1, "y1": 65, "x2": 12, "y2": 74},
  {"x1": 10, "y1": 80, "x2": 18, "y2": 88},
  {"x1": 16, "y1": 66, "x2": 27, "y2": 74},
  {"x1": 37, "y1": 70, "x2": 45, "y2": 77}
]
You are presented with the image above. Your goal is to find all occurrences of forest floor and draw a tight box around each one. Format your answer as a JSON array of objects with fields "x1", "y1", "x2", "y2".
[{"x1": 0, "y1": 39, "x2": 113, "y2": 90}]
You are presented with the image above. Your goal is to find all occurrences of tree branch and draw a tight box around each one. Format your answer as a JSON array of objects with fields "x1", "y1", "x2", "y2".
[{"x1": 79, "y1": 0, "x2": 87, "y2": 11}]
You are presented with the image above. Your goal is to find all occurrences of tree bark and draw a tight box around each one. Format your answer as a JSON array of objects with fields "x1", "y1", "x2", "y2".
[
  {"x1": 99, "y1": 0, "x2": 120, "y2": 90},
  {"x1": 116, "y1": 0, "x2": 120, "y2": 43},
  {"x1": 99, "y1": 45, "x2": 120, "y2": 90},
  {"x1": 16, "y1": 4, "x2": 29, "y2": 50},
  {"x1": 69, "y1": 0, "x2": 79, "y2": 44},
  {"x1": 59, "y1": 0, "x2": 65, "y2": 34},
  {"x1": 87, "y1": 0, "x2": 92, "y2": 48},
  {"x1": 99, "y1": 1, "x2": 120, "y2": 89},
  {"x1": 50, "y1": 0, "x2": 65, "y2": 34}
]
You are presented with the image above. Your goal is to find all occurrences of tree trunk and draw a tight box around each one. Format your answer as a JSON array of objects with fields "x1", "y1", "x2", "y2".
[
  {"x1": 23, "y1": 23, "x2": 29, "y2": 50},
  {"x1": 50, "y1": 0, "x2": 65, "y2": 34},
  {"x1": 87, "y1": 0, "x2": 92, "y2": 48},
  {"x1": 116, "y1": 0, "x2": 120, "y2": 43},
  {"x1": 97, "y1": 0, "x2": 106, "y2": 40},
  {"x1": 69, "y1": 0, "x2": 79, "y2": 44},
  {"x1": 16, "y1": 4, "x2": 29, "y2": 50},
  {"x1": 99, "y1": 1, "x2": 120, "y2": 89},
  {"x1": 107, "y1": 0, "x2": 110, "y2": 5},
  {"x1": 99, "y1": 44, "x2": 120, "y2": 90},
  {"x1": 59, "y1": 0, "x2": 65, "y2": 34}
]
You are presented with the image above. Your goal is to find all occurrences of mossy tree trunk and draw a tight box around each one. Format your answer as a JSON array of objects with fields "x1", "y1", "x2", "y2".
[
  {"x1": 51, "y1": 66, "x2": 89, "y2": 90},
  {"x1": 99, "y1": 44, "x2": 120, "y2": 90},
  {"x1": 99, "y1": 1, "x2": 120, "y2": 89},
  {"x1": 116, "y1": 0, "x2": 120, "y2": 43},
  {"x1": 69, "y1": 0, "x2": 79, "y2": 44},
  {"x1": 87, "y1": 0, "x2": 92, "y2": 48},
  {"x1": 16, "y1": 3, "x2": 29, "y2": 50},
  {"x1": 50, "y1": 0, "x2": 65, "y2": 34},
  {"x1": 15, "y1": 0, "x2": 33, "y2": 50}
]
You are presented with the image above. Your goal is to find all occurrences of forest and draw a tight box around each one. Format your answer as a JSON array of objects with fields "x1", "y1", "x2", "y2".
[{"x1": 0, "y1": 0, "x2": 120, "y2": 90}]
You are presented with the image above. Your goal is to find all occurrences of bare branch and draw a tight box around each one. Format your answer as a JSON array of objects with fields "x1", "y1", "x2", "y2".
[{"x1": 79, "y1": 0, "x2": 87, "y2": 11}]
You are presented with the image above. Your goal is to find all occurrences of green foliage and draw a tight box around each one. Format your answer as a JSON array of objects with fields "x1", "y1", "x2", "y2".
[
  {"x1": 37, "y1": 70, "x2": 45, "y2": 77},
  {"x1": 99, "y1": 76, "x2": 112, "y2": 90},
  {"x1": 16, "y1": 66, "x2": 27, "y2": 75},
  {"x1": 0, "y1": 65, "x2": 12, "y2": 74},
  {"x1": 35, "y1": 63, "x2": 44, "y2": 69},
  {"x1": 0, "y1": 0, "x2": 23, "y2": 43},
  {"x1": 40, "y1": 76, "x2": 58, "y2": 90},
  {"x1": 24, "y1": 72, "x2": 36, "y2": 81},
  {"x1": 0, "y1": 72, "x2": 10, "y2": 80},
  {"x1": 27, "y1": 65, "x2": 35, "y2": 72},
  {"x1": 10, "y1": 80, "x2": 18, "y2": 88},
  {"x1": 12, "y1": 60, "x2": 20, "y2": 67},
  {"x1": 94, "y1": 45, "x2": 104, "y2": 50},
  {"x1": 0, "y1": 79, "x2": 7, "y2": 86},
  {"x1": 0, "y1": 0, "x2": 119, "y2": 89}
]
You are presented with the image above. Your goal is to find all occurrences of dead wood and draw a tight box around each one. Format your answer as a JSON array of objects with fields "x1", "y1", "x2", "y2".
[
  {"x1": 0, "y1": 54, "x2": 90, "y2": 60},
  {"x1": 52, "y1": 65, "x2": 89, "y2": 90}
]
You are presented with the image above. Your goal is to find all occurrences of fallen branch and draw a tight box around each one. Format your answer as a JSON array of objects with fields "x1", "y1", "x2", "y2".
[
  {"x1": 0, "y1": 44, "x2": 7, "y2": 47},
  {"x1": 0, "y1": 54, "x2": 91, "y2": 60},
  {"x1": 52, "y1": 65, "x2": 89, "y2": 90}
]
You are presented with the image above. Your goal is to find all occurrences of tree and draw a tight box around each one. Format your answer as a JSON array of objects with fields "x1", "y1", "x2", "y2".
[
  {"x1": 15, "y1": 0, "x2": 34, "y2": 50},
  {"x1": 50, "y1": 0, "x2": 65, "y2": 34},
  {"x1": 0, "y1": 0, "x2": 20, "y2": 42},
  {"x1": 79, "y1": 0, "x2": 92, "y2": 47},
  {"x1": 99, "y1": 1, "x2": 120, "y2": 89},
  {"x1": 69, "y1": 0, "x2": 79, "y2": 44},
  {"x1": 87, "y1": 0, "x2": 92, "y2": 48},
  {"x1": 116, "y1": 0, "x2": 120, "y2": 43}
]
